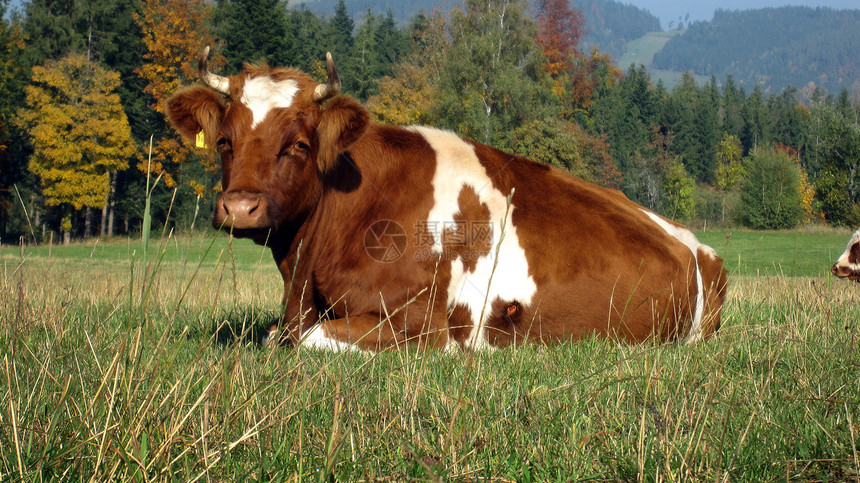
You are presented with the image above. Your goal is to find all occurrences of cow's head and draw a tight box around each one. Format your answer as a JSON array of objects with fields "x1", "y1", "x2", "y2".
[
  {"x1": 166, "y1": 47, "x2": 369, "y2": 242},
  {"x1": 832, "y1": 229, "x2": 860, "y2": 281}
]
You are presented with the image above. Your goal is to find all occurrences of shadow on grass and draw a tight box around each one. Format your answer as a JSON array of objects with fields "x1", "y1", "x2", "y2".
[{"x1": 207, "y1": 307, "x2": 279, "y2": 347}]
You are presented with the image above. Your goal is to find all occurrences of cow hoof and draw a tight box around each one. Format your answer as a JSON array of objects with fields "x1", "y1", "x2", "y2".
[{"x1": 443, "y1": 339, "x2": 462, "y2": 353}]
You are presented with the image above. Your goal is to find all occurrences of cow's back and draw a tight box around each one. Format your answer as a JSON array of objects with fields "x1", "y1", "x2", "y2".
[{"x1": 328, "y1": 125, "x2": 726, "y2": 347}]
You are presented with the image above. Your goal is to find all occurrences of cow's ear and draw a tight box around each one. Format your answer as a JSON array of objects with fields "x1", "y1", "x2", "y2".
[
  {"x1": 850, "y1": 241, "x2": 860, "y2": 265},
  {"x1": 166, "y1": 87, "x2": 224, "y2": 146},
  {"x1": 315, "y1": 96, "x2": 370, "y2": 173}
]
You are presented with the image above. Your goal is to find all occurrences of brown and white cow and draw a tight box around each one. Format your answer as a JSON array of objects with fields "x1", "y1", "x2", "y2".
[
  {"x1": 166, "y1": 48, "x2": 727, "y2": 351},
  {"x1": 832, "y1": 229, "x2": 860, "y2": 281}
]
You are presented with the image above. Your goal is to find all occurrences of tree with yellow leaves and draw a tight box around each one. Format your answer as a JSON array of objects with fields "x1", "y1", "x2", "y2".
[
  {"x1": 17, "y1": 53, "x2": 135, "y2": 243},
  {"x1": 134, "y1": 0, "x2": 222, "y2": 191}
]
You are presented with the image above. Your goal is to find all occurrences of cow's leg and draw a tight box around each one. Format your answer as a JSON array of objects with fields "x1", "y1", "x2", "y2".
[{"x1": 262, "y1": 274, "x2": 318, "y2": 346}]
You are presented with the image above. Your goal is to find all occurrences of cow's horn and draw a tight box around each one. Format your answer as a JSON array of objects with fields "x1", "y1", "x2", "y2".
[
  {"x1": 198, "y1": 46, "x2": 230, "y2": 95},
  {"x1": 313, "y1": 52, "x2": 341, "y2": 102}
]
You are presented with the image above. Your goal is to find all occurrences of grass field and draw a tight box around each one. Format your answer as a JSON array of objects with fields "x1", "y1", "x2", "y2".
[
  {"x1": 1, "y1": 228, "x2": 859, "y2": 481},
  {"x1": 616, "y1": 31, "x2": 710, "y2": 89},
  {"x1": 617, "y1": 31, "x2": 679, "y2": 70}
]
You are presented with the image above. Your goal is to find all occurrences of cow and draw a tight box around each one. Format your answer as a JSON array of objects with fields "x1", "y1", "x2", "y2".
[
  {"x1": 166, "y1": 47, "x2": 728, "y2": 351},
  {"x1": 832, "y1": 229, "x2": 860, "y2": 281}
]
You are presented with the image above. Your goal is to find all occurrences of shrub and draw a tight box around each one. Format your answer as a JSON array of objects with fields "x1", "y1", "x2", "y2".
[{"x1": 741, "y1": 147, "x2": 804, "y2": 229}]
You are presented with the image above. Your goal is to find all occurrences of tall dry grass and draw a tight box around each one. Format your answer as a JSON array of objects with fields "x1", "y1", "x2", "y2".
[{"x1": 0, "y1": 233, "x2": 859, "y2": 481}]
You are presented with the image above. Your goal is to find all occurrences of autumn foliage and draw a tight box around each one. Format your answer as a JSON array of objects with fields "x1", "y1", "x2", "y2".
[
  {"x1": 17, "y1": 54, "x2": 134, "y2": 212},
  {"x1": 366, "y1": 11, "x2": 447, "y2": 125},
  {"x1": 536, "y1": 0, "x2": 584, "y2": 76},
  {"x1": 134, "y1": 0, "x2": 222, "y2": 189},
  {"x1": 535, "y1": 0, "x2": 619, "y2": 111}
]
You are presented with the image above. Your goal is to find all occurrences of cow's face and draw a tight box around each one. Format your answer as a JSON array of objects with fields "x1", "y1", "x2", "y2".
[
  {"x1": 832, "y1": 229, "x2": 860, "y2": 281},
  {"x1": 166, "y1": 49, "x2": 369, "y2": 242}
]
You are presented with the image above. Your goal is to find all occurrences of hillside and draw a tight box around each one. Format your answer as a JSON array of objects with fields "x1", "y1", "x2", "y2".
[
  {"x1": 290, "y1": 0, "x2": 663, "y2": 59},
  {"x1": 616, "y1": 31, "x2": 709, "y2": 88},
  {"x1": 287, "y1": 1, "x2": 859, "y2": 95},
  {"x1": 571, "y1": 0, "x2": 662, "y2": 60},
  {"x1": 652, "y1": 7, "x2": 860, "y2": 94}
]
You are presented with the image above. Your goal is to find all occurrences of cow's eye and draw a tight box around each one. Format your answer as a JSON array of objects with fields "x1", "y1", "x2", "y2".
[
  {"x1": 216, "y1": 138, "x2": 232, "y2": 152},
  {"x1": 286, "y1": 140, "x2": 310, "y2": 157}
]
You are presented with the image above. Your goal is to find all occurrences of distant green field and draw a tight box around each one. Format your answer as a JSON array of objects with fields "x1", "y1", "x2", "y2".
[
  {"x1": 617, "y1": 31, "x2": 679, "y2": 68},
  {"x1": 695, "y1": 228, "x2": 851, "y2": 278},
  {"x1": 0, "y1": 232, "x2": 276, "y2": 271},
  {"x1": 617, "y1": 30, "x2": 710, "y2": 89},
  {"x1": 1, "y1": 228, "x2": 851, "y2": 278}
]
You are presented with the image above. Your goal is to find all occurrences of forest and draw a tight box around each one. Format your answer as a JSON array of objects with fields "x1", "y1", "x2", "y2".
[
  {"x1": 570, "y1": 0, "x2": 660, "y2": 60},
  {"x1": 652, "y1": 7, "x2": 860, "y2": 95},
  {"x1": 0, "y1": 0, "x2": 859, "y2": 244}
]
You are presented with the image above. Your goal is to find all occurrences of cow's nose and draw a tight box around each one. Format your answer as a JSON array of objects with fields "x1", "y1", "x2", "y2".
[
  {"x1": 832, "y1": 264, "x2": 839, "y2": 276},
  {"x1": 216, "y1": 192, "x2": 268, "y2": 229},
  {"x1": 225, "y1": 196, "x2": 259, "y2": 218}
]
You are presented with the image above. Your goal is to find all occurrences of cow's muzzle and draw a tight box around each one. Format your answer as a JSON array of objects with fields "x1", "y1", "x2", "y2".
[
  {"x1": 831, "y1": 263, "x2": 860, "y2": 281},
  {"x1": 215, "y1": 191, "x2": 270, "y2": 231}
]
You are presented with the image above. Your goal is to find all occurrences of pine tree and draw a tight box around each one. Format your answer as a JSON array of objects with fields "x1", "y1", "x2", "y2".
[
  {"x1": 287, "y1": 6, "x2": 326, "y2": 72},
  {"x1": 721, "y1": 75, "x2": 745, "y2": 138},
  {"x1": 324, "y1": 0, "x2": 356, "y2": 92},
  {"x1": 591, "y1": 64, "x2": 651, "y2": 175},
  {"x1": 351, "y1": 9, "x2": 380, "y2": 100},
  {"x1": 741, "y1": 85, "x2": 772, "y2": 152},
  {"x1": 0, "y1": 2, "x2": 29, "y2": 238},
  {"x1": 214, "y1": 0, "x2": 292, "y2": 74},
  {"x1": 21, "y1": 0, "x2": 84, "y2": 66},
  {"x1": 689, "y1": 77, "x2": 720, "y2": 183},
  {"x1": 373, "y1": 10, "x2": 408, "y2": 71},
  {"x1": 351, "y1": 9, "x2": 409, "y2": 101},
  {"x1": 365, "y1": 10, "x2": 446, "y2": 126}
]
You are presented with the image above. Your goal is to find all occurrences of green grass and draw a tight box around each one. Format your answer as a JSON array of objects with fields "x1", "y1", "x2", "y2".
[
  {"x1": 617, "y1": 30, "x2": 711, "y2": 89},
  {"x1": 1, "y1": 229, "x2": 859, "y2": 481},
  {"x1": 617, "y1": 31, "x2": 680, "y2": 69},
  {"x1": 696, "y1": 228, "x2": 851, "y2": 278}
]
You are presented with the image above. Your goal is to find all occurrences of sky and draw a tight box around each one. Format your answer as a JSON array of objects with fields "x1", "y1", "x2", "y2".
[{"x1": 621, "y1": 0, "x2": 860, "y2": 28}]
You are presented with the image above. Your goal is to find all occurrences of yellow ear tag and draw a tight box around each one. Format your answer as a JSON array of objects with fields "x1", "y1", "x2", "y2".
[{"x1": 195, "y1": 131, "x2": 207, "y2": 149}]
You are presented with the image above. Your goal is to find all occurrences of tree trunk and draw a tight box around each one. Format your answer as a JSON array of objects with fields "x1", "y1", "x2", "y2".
[
  {"x1": 84, "y1": 207, "x2": 92, "y2": 238},
  {"x1": 108, "y1": 203, "x2": 115, "y2": 236},
  {"x1": 62, "y1": 208, "x2": 72, "y2": 245},
  {"x1": 107, "y1": 172, "x2": 117, "y2": 236},
  {"x1": 100, "y1": 203, "x2": 108, "y2": 237}
]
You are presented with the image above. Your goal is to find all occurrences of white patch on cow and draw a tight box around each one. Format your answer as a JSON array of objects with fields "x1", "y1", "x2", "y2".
[
  {"x1": 640, "y1": 210, "x2": 706, "y2": 344},
  {"x1": 241, "y1": 76, "x2": 299, "y2": 129},
  {"x1": 699, "y1": 244, "x2": 718, "y2": 260},
  {"x1": 835, "y1": 229, "x2": 860, "y2": 271},
  {"x1": 261, "y1": 328, "x2": 275, "y2": 346},
  {"x1": 444, "y1": 339, "x2": 461, "y2": 353},
  {"x1": 409, "y1": 126, "x2": 537, "y2": 350},
  {"x1": 301, "y1": 324, "x2": 359, "y2": 352}
]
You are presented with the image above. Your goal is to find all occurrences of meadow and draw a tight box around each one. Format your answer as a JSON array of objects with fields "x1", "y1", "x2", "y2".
[{"x1": 1, "y1": 228, "x2": 859, "y2": 481}]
